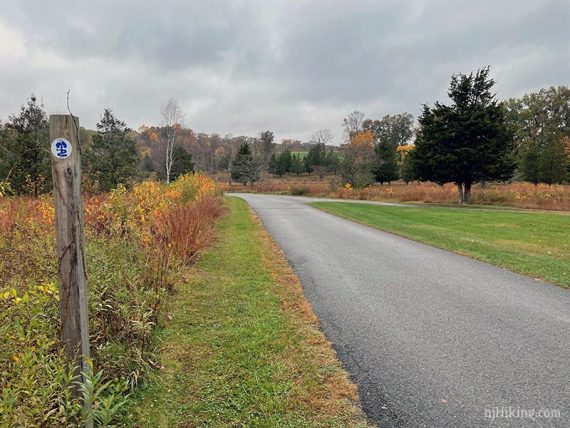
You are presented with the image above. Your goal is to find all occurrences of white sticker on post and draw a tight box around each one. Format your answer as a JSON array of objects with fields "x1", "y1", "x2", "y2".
[{"x1": 51, "y1": 138, "x2": 72, "y2": 160}]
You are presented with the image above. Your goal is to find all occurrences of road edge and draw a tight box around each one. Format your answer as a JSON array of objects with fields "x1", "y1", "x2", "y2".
[{"x1": 246, "y1": 200, "x2": 374, "y2": 427}]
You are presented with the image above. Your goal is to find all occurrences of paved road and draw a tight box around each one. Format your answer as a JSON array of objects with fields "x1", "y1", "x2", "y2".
[{"x1": 232, "y1": 194, "x2": 570, "y2": 428}]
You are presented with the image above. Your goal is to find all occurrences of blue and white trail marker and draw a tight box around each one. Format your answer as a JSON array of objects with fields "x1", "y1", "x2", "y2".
[{"x1": 51, "y1": 138, "x2": 72, "y2": 160}]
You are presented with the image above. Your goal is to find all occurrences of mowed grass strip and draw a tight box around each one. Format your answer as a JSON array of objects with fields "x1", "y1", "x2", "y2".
[
  {"x1": 129, "y1": 197, "x2": 370, "y2": 427},
  {"x1": 310, "y1": 202, "x2": 570, "y2": 288}
]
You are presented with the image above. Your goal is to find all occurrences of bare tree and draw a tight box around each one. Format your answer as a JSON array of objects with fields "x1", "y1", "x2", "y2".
[
  {"x1": 160, "y1": 98, "x2": 184, "y2": 184},
  {"x1": 311, "y1": 128, "x2": 334, "y2": 145},
  {"x1": 256, "y1": 130, "x2": 274, "y2": 168},
  {"x1": 342, "y1": 110, "x2": 365, "y2": 141}
]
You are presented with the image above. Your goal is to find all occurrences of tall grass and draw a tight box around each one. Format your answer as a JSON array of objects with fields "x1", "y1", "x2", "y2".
[
  {"x1": 223, "y1": 179, "x2": 570, "y2": 211},
  {"x1": 153, "y1": 197, "x2": 227, "y2": 266},
  {"x1": 0, "y1": 173, "x2": 223, "y2": 426}
]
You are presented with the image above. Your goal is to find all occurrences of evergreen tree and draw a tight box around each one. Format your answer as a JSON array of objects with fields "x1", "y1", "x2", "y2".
[
  {"x1": 372, "y1": 140, "x2": 399, "y2": 184},
  {"x1": 1, "y1": 95, "x2": 50, "y2": 196},
  {"x1": 400, "y1": 153, "x2": 416, "y2": 184},
  {"x1": 325, "y1": 150, "x2": 340, "y2": 175},
  {"x1": 304, "y1": 143, "x2": 326, "y2": 174},
  {"x1": 521, "y1": 143, "x2": 540, "y2": 184},
  {"x1": 141, "y1": 154, "x2": 155, "y2": 175},
  {"x1": 84, "y1": 109, "x2": 139, "y2": 192},
  {"x1": 565, "y1": 137, "x2": 570, "y2": 182},
  {"x1": 290, "y1": 154, "x2": 305, "y2": 175},
  {"x1": 268, "y1": 153, "x2": 278, "y2": 176},
  {"x1": 231, "y1": 141, "x2": 260, "y2": 185},
  {"x1": 171, "y1": 146, "x2": 194, "y2": 181},
  {"x1": 276, "y1": 150, "x2": 292, "y2": 175},
  {"x1": 275, "y1": 153, "x2": 286, "y2": 176},
  {"x1": 411, "y1": 67, "x2": 515, "y2": 204}
]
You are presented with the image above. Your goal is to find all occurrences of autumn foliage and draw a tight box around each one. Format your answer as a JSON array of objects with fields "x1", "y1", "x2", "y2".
[
  {"x1": 154, "y1": 197, "x2": 226, "y2": 266},
  {"x1": 349, "y1": 130, "x2": 374, "y2": 148},
  {"x1": 0, "y1": 173, "x2": 223, "y2": 426},
  {"x1": 223, "y1": 177, "x2": 570, "y2": 211}
]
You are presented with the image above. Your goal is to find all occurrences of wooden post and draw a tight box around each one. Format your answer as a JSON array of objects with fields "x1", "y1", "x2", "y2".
[{"x1": 49, "y1": 115, "x2": 90, "y2": 392}]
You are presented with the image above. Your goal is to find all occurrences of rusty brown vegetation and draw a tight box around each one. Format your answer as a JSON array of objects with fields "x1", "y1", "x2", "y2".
[{"x1": 222, "y1": 177, "x2": 570, "y2": 211}]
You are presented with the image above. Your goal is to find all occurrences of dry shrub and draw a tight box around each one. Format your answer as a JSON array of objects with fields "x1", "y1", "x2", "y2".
[
  {"x1": 0, "y1": 173, "x2": 223, "y2": 425},
  {"x1": 221, "y1": 177, "x2": 570, "y2": 211},
  {"x1": 0, "y1": 197, "x2": 54, "y2": 286},
  {"x1": 334, "y1": 182, "x2": 570, "y2": 210},
  {"x1": 153, "y1": 197, "x2": 226, "y2": 266},
  {"x1": 222, "y1": 179, "x2": 329, "y2": 196},
  {"x1": 472, "y1": 183, "x2": 570, "y2": 211},
  {"x1": 289, "y1": 185, "x2": 310, "y2": 195}
]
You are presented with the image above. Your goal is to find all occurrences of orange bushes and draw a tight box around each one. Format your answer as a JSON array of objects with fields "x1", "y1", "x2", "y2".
[
  {"x1": 473, "y1": 183, "x2": 570, "y2": 211},
  {"x1": 1, "y1": 172, "x2": 222, "y2": 271},
  {"x1": 80, "y1": 173, "x2": 224, "y2": 287},
  {"x1": 222, "y1": 180, "x2": 330, "y2": 196},
  {"x1": 86, "y1": 173, "x2": 219, "y2": 238},
  {"x1": 153, "y1": 197, "x2": 226, "y2": 266},
  {"x1": 339, "y1": 182, "x2": 457, "y2": 203},
  {"x1": 171, "y1": 172, "x2": 219, "y2": 202},
  {"x1": 0, "y1": 171, "x2": 223, "y2": 319},
  {"x1": 0, "y1": 195, "x2": 53, "y2": 232},
  {"x1": 0, "y1": 172, "x2": 224, "y2": 425},
  {"x1": 0, "y1": 196, "x2": 55, "y2": 286},
  {"x1": 336, "y1": 182, "x2": 570, "y2": 210},
  {"x1": 220, "y1": 177, "x2": 570, "y2": 211}
]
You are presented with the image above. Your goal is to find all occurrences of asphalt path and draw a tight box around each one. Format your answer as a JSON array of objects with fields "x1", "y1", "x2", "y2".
[{"x1": 231, "y1": 193, "x2": 570, "y2": 428}]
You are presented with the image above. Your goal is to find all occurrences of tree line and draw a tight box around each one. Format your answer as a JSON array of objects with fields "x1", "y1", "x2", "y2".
[
  {"x1": 1, "y1": 68, "x2": 569, "y2": 198},
  {"x1": 329, "y1": 68, "x2": 569, "y2": 204},
  {"x1": 232, "y1": 68, "x2": 570, "y2": 198},
  {"x1": 0, "y1": 98, "x2": 196, "y2": 194}
]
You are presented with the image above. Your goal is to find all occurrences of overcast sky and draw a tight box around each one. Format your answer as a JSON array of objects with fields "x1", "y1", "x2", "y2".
[{"x1": 1, "y1": 0, "x2": 568, "y2": 144}]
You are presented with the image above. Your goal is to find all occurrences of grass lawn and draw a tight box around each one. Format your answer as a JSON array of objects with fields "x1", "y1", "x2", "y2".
[
  {"x1": 128, "y1": 197, "x2": 369, "y2": 427},
  {"x1": 311, "y1": 202, "x2": 570, "y2": 289}
]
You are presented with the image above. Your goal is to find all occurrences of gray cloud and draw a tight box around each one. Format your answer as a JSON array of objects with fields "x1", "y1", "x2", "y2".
[{"x1": 0, "y1": 0, "x2": 568, "y2": 144}]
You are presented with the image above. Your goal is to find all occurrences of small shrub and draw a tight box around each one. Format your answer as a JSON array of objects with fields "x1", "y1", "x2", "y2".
[
  {"x1": 289, "y1": 185, "x2": 310, "y2": 195},
  {"x1": 328, "y1": 176, "x2": 341, "y2": 192},
  {"x1": 153, "y1": 197, "x2": 226, "y2": 266},
  {"x1": 171, "y1": 172, "x2": 219, "y2": 203}
]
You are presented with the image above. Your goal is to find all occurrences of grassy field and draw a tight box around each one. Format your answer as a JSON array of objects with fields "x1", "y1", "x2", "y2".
[
  {"x1": 129, "y1": 197, "x2": 369, "y2": 427},
  {"x1": 311, "y1": 202, "x2": 570, "y2": 288}
]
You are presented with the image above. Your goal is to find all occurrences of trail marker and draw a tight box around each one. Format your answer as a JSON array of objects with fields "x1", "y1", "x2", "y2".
[
  {"x1": 51, "y1": 137, "x2": 73, "y2": 160},
  {"x1": 49, "y1": 115, "x2": 92, "y2": 426}
]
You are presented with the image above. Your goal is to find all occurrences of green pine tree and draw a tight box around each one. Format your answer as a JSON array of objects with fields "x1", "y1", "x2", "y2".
[
  {"x1": 84, "y1": 109, "x2": 139, "y2": 192},
  {"x1": 372, "y1": 140, "x2": 399, "y2": 184},
  {"x1": 171, "y1": 146, "x2": 194, "y2": 181},
  {"x1": 276, "y1": 150, "x2": 292, "y2": 175},
  {"x1": 304, "y1": 143, "x2": 326, "y2": 174},
  {"x1": 268, "y1": 153, "x2": 278, "y2": 175},
  {"x1": 411, "y1": 67, "x2": 515, "y2": 204},
  {"x1": 1, "y1": 95, "x2": 50, "y2": 196},
  {"x1": 521, "y1": 143, "x2": 540, "y2": 184},
  {"x1": 231, "y1": 141, "x2": 260, "y2": 185},
  {"x1": 290, "y1": 154, "x2": 305, "y2": 176},
  {"x1": 400, "y1": 153, "x2": 416, "y2": 184}
]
